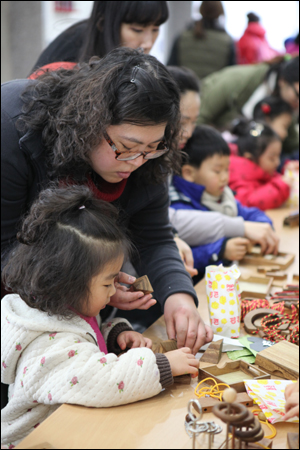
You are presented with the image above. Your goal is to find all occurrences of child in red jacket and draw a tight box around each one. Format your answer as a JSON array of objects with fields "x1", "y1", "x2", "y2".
[{"x1": 229, "y1": 119, "x2": 292, "y2": 210}]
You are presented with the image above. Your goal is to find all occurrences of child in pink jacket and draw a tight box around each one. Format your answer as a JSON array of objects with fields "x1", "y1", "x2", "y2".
[{"x1": 229, "y1": 119, "x2": 291, "y2": 210}]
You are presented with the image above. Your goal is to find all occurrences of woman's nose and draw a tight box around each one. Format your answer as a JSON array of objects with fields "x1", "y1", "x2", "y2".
[{"x1": 126, "y1": 154, "x2": 145, "y2": 167}]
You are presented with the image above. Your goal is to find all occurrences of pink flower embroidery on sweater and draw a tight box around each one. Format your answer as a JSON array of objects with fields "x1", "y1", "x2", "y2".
[
  {"x1": 68, "y1": 350, "x2": 78, "y2": 358},
  {"x1": 70, "y1": 376, "x2": 79, "y2": 387},
  {"x1": 49, "y1": 333, "x2": 57, "y2": 340},
  {"x1": 6, "y1": 316, "x2": 10, "y2": 323},
  {"x1": 48, "y1": 392, "x2": 52, "y2": 401},
  {"x1": 15, "y1": 343, "x2": 22, "y2": 351},
  {"x1": 34, "y1": 423, "x2": 40, "y2": 429},
  {"x1": 117, "y1": 381, "x2": 124, "y2": 393},
  {"x1": 2, "y1": 361, "x2": 7, "y2": 369},
  {"x1": 23, "y1": 366, "x2": 28, "y2": 376},
  {"x1": 8, "y1": 443, "x2": 15, "y2": 449},
  {"x1": 40, "y1": 357, "x2": 46, "y2": 366},
  {"x1": 137, "y1": 357, "x2": 144, "y2": 367},
  {"x1": 99, "y1": 357, "x2": 107, "y2": 366},
  {"x1": 21, "y1": 380, "x2": 24, "y2": 388}
]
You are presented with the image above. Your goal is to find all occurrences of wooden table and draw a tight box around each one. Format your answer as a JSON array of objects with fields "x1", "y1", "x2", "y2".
[{"x1": 16, "y1": 208, "x2": 299, "y2": 449}]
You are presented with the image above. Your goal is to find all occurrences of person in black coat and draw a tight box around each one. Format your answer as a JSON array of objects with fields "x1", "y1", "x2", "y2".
[
  {"x1": 30, "y1": 1, "x2": 169, "y2": 74},
  {"x1": 2, "y1": 48, "x2": 213, "y2": 353}
]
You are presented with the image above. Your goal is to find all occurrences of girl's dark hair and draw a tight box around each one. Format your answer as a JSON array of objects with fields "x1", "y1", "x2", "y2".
[
  {"x1": 78, "y1": 1, "x2": 169, "y2": 61},
  {"x1": 247, "y1": 12, "x2": 260, "y2": 23},
  {"x1": 194, "y1": 1, "x2": 225, "y2": 39},
  {"x1": 231, "y1": 118, "x2": 281, "y2": 162},
  {"x1": 167, "y1": 66, "x2": 200, "y2": 94},
  {"x1": 253, "y1": 96, "x2": 293, "y2": 122},
  {"x1": 183, "y1": 125, "x2": 230, "y2": 168},
  {"x1": 17, "y1": 47, "x2": 181, "y2": 184},
  {"x1": 2, "y1": 185, "x2": 132, "y2": 319}
]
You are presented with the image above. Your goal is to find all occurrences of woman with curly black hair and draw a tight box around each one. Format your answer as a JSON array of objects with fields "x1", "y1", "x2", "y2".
[{"x1": 1, "y1": 48, "x2": 213, "y2": 362}]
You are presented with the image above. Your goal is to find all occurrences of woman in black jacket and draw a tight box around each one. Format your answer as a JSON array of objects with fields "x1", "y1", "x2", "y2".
[
  {"x1": 2, "y1": 48, "x2": 213, "y2": 355},
  {"x1": 30, "y1": 1, "x2": 168, "y2": 74}
]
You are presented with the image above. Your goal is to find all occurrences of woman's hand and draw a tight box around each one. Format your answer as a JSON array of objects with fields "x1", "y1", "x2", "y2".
[
  {"x1": 165, "y1": 347, "x2": 199, "y2": 378},
  {"x1": 108, "y1": 272, "x2": 157, "y2": 310},
  {"x1": 117, "y1": 330, "x2": 152, "y2": 350},
  {"x1": 164, "y1": 293, "x2": 213, "y2": 355},
  {"x1": 174, "y1": 236, "x2": 198, "y2": 277}
]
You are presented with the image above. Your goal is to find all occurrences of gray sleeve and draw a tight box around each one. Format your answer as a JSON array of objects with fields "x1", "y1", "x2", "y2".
[{"x1": 169, "y1": 208, "x2": 245, "y2": 246}]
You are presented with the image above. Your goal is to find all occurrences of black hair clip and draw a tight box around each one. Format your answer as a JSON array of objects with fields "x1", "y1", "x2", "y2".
[{"x1": 131, "y1": 66, "x2": 140, "y2": 83}]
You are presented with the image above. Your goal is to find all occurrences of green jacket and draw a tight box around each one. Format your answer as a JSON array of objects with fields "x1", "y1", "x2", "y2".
[
  {"x1": 198, "y1": 63, "x2": 299, "y2": 153},
  {"x1": 169, "y1": 28, "x2": 234, "y2": 80}
]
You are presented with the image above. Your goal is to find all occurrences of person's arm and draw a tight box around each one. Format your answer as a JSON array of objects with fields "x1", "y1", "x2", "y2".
[
  {"x1": 191, "y1": 238, "x2": 228, "y2": 272},
  {"x1": 129, "y1": 183, "x2": 213, "y2": 353},
  {"x1": 234, "y1": 176, "x2": 290, "y2": 211},
  {"x1": 169, "y1": 206, "x2": 245, "y2": 246}
]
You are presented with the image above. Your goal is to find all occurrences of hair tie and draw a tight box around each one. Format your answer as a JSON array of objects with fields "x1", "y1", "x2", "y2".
[
  {"x1": 249, "y1": 122, "x2": 264, "y2": 137},
  {"x1": 131, "y1": 66, "x2": 140, "y2": 83},
  {"x1": 261, "y1": 103, "x2": 271, "y2": 114},
  {"x1": 79, "y1": 205, "x2": 85, "y2": 210}
]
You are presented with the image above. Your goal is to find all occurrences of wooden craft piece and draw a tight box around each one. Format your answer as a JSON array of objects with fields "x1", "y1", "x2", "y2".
[
  {"x1": 239, "y1": 275, "x2": 273, "y2": 299},
  {"x1": 131, "y1": 275, "x2": 154, "y2": 295},
  {"x1": 287, "y1": 432, "x2": 299, "y2": 449},
  {"x1": 198, "y1": 360, "x2": 270, "y2": 393},
  {"x1": 257, "y1": 265, "x2": 280, "y2": 273},
  {"x1": 242, "y1": 250, "x2": 295, "y2": 270},
  {"x1": 255, "y1": 340, "x2": 299, "y2": 380},
  {"x1": 283, "y1": 211, "x2": 299, "y2": 227},
  {"x1": 292, "y1": 274, "x2": 299, "y2": 283},
  {"x1": 198, "y1": 392, "x2": 253, "y2": 414},
  {"x1": 244, "y1": 309, "x2": 281, "y2": 334},
  {"x1": 265, "y1": 271, "x2": 287, "y2": 281},
  {"x1": 200, "y1": 339, "x2": 223, "y2": 364}
]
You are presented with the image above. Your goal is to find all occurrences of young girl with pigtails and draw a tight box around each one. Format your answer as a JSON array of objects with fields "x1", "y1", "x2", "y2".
[{"x1": 1, "y1": 185, "x2": 199, "y2": 448}]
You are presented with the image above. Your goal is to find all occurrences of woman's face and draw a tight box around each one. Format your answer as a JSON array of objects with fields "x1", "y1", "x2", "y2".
[
  {"x1": 278, "y1": 79, "x2": 299, "y2": 111},
  {"x1": 89, "y1": 123, "x2": 167, "y2": 183},
  {"x1": 268, "y1": 112, "x2": 293, "y2": 140},
  {"x1": 179, "y1": 90, "x2": 201, "y2": 149},
  {"x1": 120, "y1": 23, "x2": 160, "y2": 54}
]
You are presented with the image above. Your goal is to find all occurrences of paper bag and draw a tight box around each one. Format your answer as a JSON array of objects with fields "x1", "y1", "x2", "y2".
[
  {"x1": 244, "y1": 379, "x2": 299, "y2": 424},
  {"x1": 205, "y1": 264, "x2": 241, "y2": 339}
]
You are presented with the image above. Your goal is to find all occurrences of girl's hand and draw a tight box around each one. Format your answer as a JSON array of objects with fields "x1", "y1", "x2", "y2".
[
  {"x1": 283, "y1": 380, "x2": 299, "y2": 420},
  {"x1": 108, "y1": 272, "x2": 157, "y2": 310},
  {"x1": 224, "y1": 237, "x2": 250, "y2": 261},
  {"x1": 165, "y1": 348, "x2": 199, "y2": 378},
  {"x1": 117, "y1": 330, "x2": 152, "y2": 350}
]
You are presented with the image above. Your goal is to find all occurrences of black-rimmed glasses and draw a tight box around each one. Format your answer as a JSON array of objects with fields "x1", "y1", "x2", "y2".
[{"x1": 104, "y1": 132, "x2": 169, "y2": 161}]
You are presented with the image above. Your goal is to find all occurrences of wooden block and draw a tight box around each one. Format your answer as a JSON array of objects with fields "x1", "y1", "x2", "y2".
[
  {"x1": 287, "y1": 432, "x2": 299, "y2": 449},
  {"x1": 292, "y1": 274, "x2": 299, "y2": 283},
  {"x1": 284, "y1": 211, "x2": 299, "y2": 227},
  {"x1": 198, "y1": 360, "x2": 270, "y2": 393},
  {"x1": 265, "y1": 271, "x2": 287, "y2": 281},
  {"x1": 173, "y1": 374, "x2": 191, "y2": 384},
  {"x1": 239, "y1": 275, "x2": 273, "y2": 299},
  {"x1": 151, "y1": 339, "x2": 177, "y2": 354},
  {"x1": 201, "y1": 339, "x2": 223, "y2": 364},
  {"x1": 255, "y1": 340, "x2": 299, "y2": 380},
  {"x1": 242, "y1": 251, "x2": 295, "y2": 270},
  {"x1": 131, "y1": 275, "x2": 154, "y2": 295},
  {"x1": 257, "y1": 266, "x2": 280, "y2": 273}
]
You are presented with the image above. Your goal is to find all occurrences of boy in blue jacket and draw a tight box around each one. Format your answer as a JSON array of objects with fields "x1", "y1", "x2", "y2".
[{"x1": 170, "y1": 125, "x2": 273, "y2": 279}]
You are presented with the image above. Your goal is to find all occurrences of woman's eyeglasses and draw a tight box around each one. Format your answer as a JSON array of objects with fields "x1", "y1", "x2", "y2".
[{"x1": 104, "y1": 132, "x2": 169, "y2": 161}]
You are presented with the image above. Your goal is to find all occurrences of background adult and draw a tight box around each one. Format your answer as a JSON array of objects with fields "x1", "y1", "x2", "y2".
[
  {"x1": 167, "y1": 0, "x2": 235, "y2": 80},
  {"x1": 29, "y1": 1, "x2": 168, "y2": 74},
  {"x1": 198, "y1": 56, "x2": 299, "y2": 155},
  {"x1": 167, "y1": 65, "x2": 279, "y2": 257},
  {"x1": 236, "y1": 12, "x2": 280, "y2": 65},
  {"x1": 2, "y1": 48, "x2": 212, "y2": 356}
]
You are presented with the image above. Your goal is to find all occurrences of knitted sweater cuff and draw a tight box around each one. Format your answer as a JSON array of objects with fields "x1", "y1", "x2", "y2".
[
  {"x1": 106, "y1": 322, "x2": 133, "y2": 354},
  {"x1": 155, "y1": 353, "x2": 174, "y2": 388}
]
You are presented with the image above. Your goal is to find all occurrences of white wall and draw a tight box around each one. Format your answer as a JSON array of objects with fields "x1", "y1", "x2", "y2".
[{"x1": 192, "y1": 1, "x2": 299, "y2": 52}]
